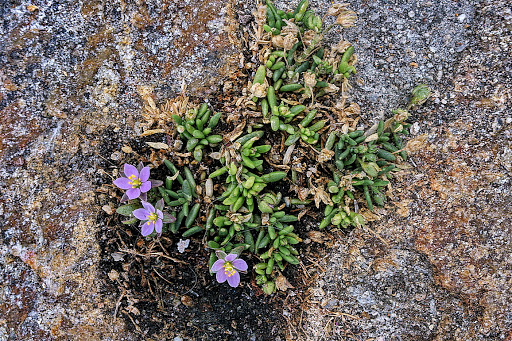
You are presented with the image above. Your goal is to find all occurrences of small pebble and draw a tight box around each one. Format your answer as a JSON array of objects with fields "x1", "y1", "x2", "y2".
[
  {"x1": 110, "y1": 151, "x2": 122, "y2": 160},
  {"x1": 181, "y1": 295, "x2": 194, "y2": 307},
  {"x1": 121, "y1": 145, "x2": 132, "y2": 153},
  {"x1": 410, "y1": 122, "x2": 421, "y2": 135},
  {"x1": 108, "y1": 269, "x2": 119, "y2": 281},
  {"x1": 102, "y1": 205, "x2": 113, "y2": 215},
  {"x1": 111, "y1": 252, "x2": 125, "y2": 261},
  {"x1": 456, "y1": 44, "x2": 467, "y2": 52}
]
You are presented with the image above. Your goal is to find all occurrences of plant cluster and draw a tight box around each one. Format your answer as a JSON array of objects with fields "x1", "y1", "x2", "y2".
[
  {"x1": 204, "y1": 126, "x2": 305, "y2": 292},
  {"x1": 319, "y1": 108, "x2": 417, "y2": 229},
  {"x1": 171, "y1": 103, "x2": 223, "y2": 162},
  {"x1": 111, "y1": 0, "x2": 430, "y2": 293}
]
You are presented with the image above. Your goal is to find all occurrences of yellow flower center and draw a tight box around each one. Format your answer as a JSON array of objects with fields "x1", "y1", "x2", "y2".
[
  {"x1": 128, "y1": 174, "x2": 142, "y2": 188},
  {"x1": 223, "y1": 261, "x2": 236, "y2": 277},
  {"x1": 148, "y1": 212, "x2": 158, "y2": 222}
]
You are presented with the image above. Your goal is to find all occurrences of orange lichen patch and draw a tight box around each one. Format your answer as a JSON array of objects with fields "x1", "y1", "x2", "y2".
[
  {"x1": 19, "y1": 250, "x2": 37, "y2": 270},
  {"x1": 3, "y1": 78, "x2": 20, "y2": 91},
  {"x1": 403, "y1": 126, "x2": 512, "y2": 335},
  {"x1": 0, "y1": 102, "x2": 43, "y2": 163},
  {"x1": 34, "y1": 179, "x2": 90, "y2": 243},
  {"x1": 0, "y1": 265, "x2": 50, "y2": 339},
  {"x1": 165, "y1": 1, "x2": 232, "y2": 69},
  {"x1": 420, "y1": 131, "x2": 504, "y2": 201},
  {"x1": 80, "y1": 0, "x2": 103, "y2": 18},
  {"x1": 151, "y1": 1, "x2": 241, "y2": 92},
  {"x1": 371, "y1": 256, "x2": 398, "y2": 272},
  {"x1": 7, "y1": 21, "x2": 47, "y2": 52},
  {"x1": 76, "y1": 48, "x2": 115, "y2": 89},
  {"x1": 86, "y1": 26, "x2": 114, "y2": 48}
]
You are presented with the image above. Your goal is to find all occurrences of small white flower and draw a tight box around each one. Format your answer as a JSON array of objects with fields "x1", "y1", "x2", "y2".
[{"x1": 177, "y1": 239, "x2": 190, "y2": 253}]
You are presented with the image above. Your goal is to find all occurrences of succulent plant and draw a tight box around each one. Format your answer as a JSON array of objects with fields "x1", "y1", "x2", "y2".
[{"x1": 172, "y1": 103, "x2": 223, "y2": 162}]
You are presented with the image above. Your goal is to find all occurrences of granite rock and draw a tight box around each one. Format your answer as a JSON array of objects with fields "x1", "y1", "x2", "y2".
[
  {"x1": 302, "y1": 0, "x2": 512, "y2": 339},
  {"x1": 1, "y1": 0, "x2": 511, "y2": 340},
  {"x1": 0, "y1": 0, "x2": 239, "y2": 339}
]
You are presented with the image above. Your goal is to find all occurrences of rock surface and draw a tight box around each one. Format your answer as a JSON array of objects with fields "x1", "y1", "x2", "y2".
[
  {"x1": 302, "y1": 0, "x2": 512, "y2": 340},
  {"x1": 1, "y1": 0, "x2": 239, "y2": 339},
  {"x1": 1, "y1": 0, "x2": 511, "y2": 340}
]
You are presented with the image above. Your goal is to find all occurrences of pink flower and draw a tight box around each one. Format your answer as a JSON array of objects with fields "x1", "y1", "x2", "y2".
[
  {"x1": 211, "y1": 253, "x2": 248, "y2": 288},
  {"x1": 114, "y1": 163, "x2": 161, "y2": 202},
  {"x1": 132, "y1": 199, "x2": 175, "y2": 236}
]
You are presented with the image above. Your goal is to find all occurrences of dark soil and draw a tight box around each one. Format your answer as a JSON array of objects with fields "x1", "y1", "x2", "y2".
[
  {"x1": 96, "y1": 220, "x2": 288, "y2": 340},
  {"x1": 93, "y1": 126, "x2": 302, "y2": 340}
]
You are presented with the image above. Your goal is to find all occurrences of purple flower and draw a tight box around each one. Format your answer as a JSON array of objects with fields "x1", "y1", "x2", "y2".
[
  {"x1": 211, "y1": 253, "x2": 248, "y2": 288},
  {"x1": 114, "y1": 163, "x2": 152, "y2": 201},
  {"x1": 132, "y1": 199, "x2": 175, "y2": 236}
]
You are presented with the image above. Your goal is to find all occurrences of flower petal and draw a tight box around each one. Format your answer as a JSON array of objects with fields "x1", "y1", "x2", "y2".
[
  {"x1": 120, "y1": 193, "x2": 129, "y2": 203},
  {"x1": 211, "y1": 259, "x2": 225, "y2": 273},
  {"x1": 216, "y1": 270, "x2": 228, "y2": 283},
  {"x1": 133, "y1": 208, "x2": 150, "y2": 220},
  {"x1": 113, "y1": 177, "x2": 132, "y2": 190},
  {"x1": 139, "y1": 166, "x2": 150, "y2": 182},
  {"x1": 140, "y1": 181, "x2": 152, "y2": 193},
  {"x1": 225, "y1": 254, "x2": 237, "y2": 262},
  {"x1": 157, "y1": 210, "x2": 163, "y2": 220},
  {"x1": 142, "y1": 201, "x2": 155, "y2": 213},
  {"x1": 233, "y1": 259, "x2": 248, "y2": 272},
  {"x1": 155, "y1": 219, "x2": 163, "y2": 234},
  {"x1": 227, "y1": 271, "x2": 240, "y2": 287},
  {"x1": 126, "y1": 188, "x2": 140, "y2": 200},
  {"x1": 141, "y1": 222, "x2": 155, "y2": 236},
  {"x1": 124, "y1": 164, "x2": 138, "y2": 178}
]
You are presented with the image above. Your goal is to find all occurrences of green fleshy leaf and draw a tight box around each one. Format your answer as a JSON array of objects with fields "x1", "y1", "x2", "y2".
[
  {"x1": 258, "y1": 200, "x2": 274, "y2": 214},
  {"x1": 215, "y1": 250, "x2": 228, "y2": 260},
  {"x1": 262, "y1": 281, "x2": 275, "y2": 295},
  {"x1": 230, "y1": 246, "x2": 245, "y2": 257},
  {"x1": 116, "y1": 203, "x2": 142, "y2": 216},
  {"x1": 361, "y1": 161, "x2": 380, "y2": 178},
  {"x1": 121, "y1": 217, "x2": 138, "y2": 225}
]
